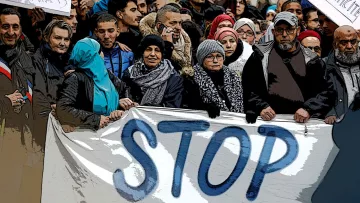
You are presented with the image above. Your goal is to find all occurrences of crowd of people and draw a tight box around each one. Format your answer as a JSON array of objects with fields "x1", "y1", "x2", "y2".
[{"x1": 0, "y1": 0, "x2": 359, "y2": 202}]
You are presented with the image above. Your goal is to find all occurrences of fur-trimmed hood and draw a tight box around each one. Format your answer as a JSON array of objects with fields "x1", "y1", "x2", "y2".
[{"x1": 139, "y1": 13, "x2": 194, "y2": 77}]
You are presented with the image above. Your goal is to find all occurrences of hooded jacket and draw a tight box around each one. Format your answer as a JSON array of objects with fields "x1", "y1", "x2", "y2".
[
  {"x1": 242, "y1": 41, "x2": 335, "y2": 122},
  {"x1": 56, "y1": 69, "x2": 125, "y2": 131},
  {"x1": 139, "y1": 12, "x2": 193, "y2": 76}
]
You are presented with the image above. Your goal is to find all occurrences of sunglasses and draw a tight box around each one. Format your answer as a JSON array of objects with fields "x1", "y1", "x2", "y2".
[{"x1": 304, "y1": 46, "x2": 321, "y2": 52}]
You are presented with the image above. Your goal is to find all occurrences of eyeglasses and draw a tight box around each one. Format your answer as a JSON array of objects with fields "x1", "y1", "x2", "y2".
[
  {"x1": 238, "y1": 30, "x2": 254, "y2": 37},
  {"x1": 304, "y1": 46, "x2": 321, "y2": 52},
  {"x1": 205, "y1": 54, "x2": 224, "y2": 61},
  {"x1": 274, "y1": 27, "x2": 297, "y2": 35},
  {"x1": 339, "y1": 39, "x2": 358, "y2": 46}
]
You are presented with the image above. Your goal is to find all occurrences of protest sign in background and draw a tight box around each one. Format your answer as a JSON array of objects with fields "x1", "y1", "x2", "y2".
[
  {"x1": 41, "y1": 107, "x2": 338, "y2": 203},
  {"x1": 309, "y1": 0, "x2": 360, "y2": 29},
  {"x1": 0, "y1": 0, "x2": 71, "y2": 16}
]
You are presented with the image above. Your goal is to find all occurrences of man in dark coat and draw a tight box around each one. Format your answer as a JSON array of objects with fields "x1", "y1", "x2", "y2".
[
  {"x1": 0, "y1": 8, "x2": 43, "y2": 203},
  {"x1": 324, "y1": 25, "x2": 360, "y2": 124},
  {"x1": 242, "y1": 12, "x2": 335, "y2": 124}
]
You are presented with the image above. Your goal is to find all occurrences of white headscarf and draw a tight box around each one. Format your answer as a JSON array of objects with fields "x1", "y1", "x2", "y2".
[{"x1": 233, "y1": 18, "x2": 256, "y2": 44}]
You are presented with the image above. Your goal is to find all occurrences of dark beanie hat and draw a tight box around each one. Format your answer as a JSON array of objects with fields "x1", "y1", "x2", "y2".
[{"x1": 136, "y1": 34, "x2": 165, "y2": 59}]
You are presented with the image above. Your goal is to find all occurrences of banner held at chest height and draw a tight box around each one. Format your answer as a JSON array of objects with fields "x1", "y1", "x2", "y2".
[{"x1": 41, "y1": 107, "x2": 338, "y2": 203}]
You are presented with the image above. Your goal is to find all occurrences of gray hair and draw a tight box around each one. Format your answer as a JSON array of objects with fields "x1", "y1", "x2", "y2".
[
  {"x1": 155, "y1": 5, "x2": 180, "y2": 24},
  {"x1": 43, "y1": 20, "x2": 73, "y2": 42}
]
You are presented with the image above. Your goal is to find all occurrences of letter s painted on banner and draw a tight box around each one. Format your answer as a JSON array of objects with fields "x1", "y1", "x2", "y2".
[{"x1": 113, "y1": 119, "x2": 158, "y2": 202}]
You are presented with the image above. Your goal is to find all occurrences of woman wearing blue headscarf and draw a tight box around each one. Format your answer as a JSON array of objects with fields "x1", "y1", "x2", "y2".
[{"x1": 57, "y1": 38, "x2": 124, "y2": 132}]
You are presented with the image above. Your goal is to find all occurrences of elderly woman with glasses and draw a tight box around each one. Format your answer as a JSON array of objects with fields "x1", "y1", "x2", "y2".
[
  {"x1": 183, "y1": 40, "x2": 244, "y2": 118},
  {"x1": 234, "y1": 18, "x2": 257, "y2": 45}
]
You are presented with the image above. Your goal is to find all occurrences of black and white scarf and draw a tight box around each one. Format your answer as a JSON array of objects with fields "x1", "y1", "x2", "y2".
[
  {"x1": 130, "y1": 59, "x2": 174, "y2": 106},
  {"x1": 193, "y1": 64, "x2": 244, "y2": 113}
]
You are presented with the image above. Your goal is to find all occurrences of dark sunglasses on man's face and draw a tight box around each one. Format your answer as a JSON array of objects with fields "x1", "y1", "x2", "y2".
[
  {"x1": 339, "y1": 39, "x2": 358, "y2": 46},
  {"x1": 304, "y1": 46, "x2": 321, "y2": 52}
]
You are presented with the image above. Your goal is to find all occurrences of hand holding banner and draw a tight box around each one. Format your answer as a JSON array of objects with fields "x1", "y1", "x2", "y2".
[{"x1": 42, "y1": 107, "x2": 338, "y2": 203}]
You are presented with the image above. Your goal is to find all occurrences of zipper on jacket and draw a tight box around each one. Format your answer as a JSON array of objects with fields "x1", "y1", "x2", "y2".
[{"x1": 109, "y1": 53, "x2": 115, "y2": 74}]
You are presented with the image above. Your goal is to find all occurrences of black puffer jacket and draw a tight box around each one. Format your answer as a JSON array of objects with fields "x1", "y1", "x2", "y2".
[{"x1": 56, "y1": 70, "x2": 126, "y2": 131}]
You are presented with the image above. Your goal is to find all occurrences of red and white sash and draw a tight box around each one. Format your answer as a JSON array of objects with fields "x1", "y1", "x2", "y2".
[{"x1": 0, "y1": 60, "x2": 11, "y2": 80}]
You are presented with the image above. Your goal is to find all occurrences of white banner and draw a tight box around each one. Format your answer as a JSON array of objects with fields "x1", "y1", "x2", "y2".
[
  {"x1": 309, "y1": 0, "x2": 360, "y2": 29},
  {"x1": 41, "y1": 107, "x2": 338, "y2": 203},
  {"x1": 0, "y1": 0, "x2": 71, "y2": 16}
]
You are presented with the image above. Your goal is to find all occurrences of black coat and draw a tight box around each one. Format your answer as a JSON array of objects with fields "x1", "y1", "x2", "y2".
[
  {"x1": 117, "y1": 28, "x2": 143, "y2": 52},
  {"x1": 32, "y1": 44, "x2": 73, "y2": 119},
  {"x1": 56, "y1": 70, "x2": 125, "y2": 131},
  {"x1": 182, "y1": 70, "x2": 231, "y2": 112},
  {"x1": 122, "y1": 66, "x2": 184, "y2": 108},
  {"x1": 0, "y1": 42, "x2": 35, "y2": 129},
  {"x1": 324, "y1": 51, "x2": 360, "y2": 119},
  {"x1": 242, "y1": 42, "x2": 335, "y2": 122}
]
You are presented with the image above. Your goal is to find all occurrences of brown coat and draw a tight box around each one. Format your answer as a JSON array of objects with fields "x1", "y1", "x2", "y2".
[{"x1": 0, "y1": 125, "x2": 44, "y2": 203}]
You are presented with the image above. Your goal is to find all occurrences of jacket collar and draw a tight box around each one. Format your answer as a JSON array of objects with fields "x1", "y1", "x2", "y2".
[{"x1": 254, "y1": 40, "x2": 318, "y2": 63}]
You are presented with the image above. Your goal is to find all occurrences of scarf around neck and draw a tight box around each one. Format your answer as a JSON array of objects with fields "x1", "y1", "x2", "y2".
[
  {"x1": 129, "y1": 59, "x2": 174, "y2": 106},
  {"x1": 193, "y1": 64, "x2": 244, "y2": 113}
]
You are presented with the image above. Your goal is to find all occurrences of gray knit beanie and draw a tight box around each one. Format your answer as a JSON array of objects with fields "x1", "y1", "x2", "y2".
[{"x1": 196, "y1": 39, "x2": 225, "y2": 65}]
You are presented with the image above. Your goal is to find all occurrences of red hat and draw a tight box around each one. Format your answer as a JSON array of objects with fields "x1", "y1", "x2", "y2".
[
  {"x1": 298, "y1": 30, "x2": 321, "y2": 43},
  {"x1": 207, "y1": 14, "x2": 235, "y2": 40}
]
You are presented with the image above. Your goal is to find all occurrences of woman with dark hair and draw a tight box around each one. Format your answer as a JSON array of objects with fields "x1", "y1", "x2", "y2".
[
  {"x1": 57, "y1": 38, "x2": 124, "y2": 132},
  {"x1": 121, "y1": 35, "x2": 183, "y2": 108},
  {"x1": 183, "y1": 40, "x2": 244, "y2": 118},
  {"x1": 225, "y1": 0, "x2": 264, "y2": 20}
]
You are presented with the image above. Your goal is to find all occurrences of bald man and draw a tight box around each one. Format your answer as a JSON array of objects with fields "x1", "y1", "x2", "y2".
[{"x1": 324, "y1": 25, "x2": 360, "y2": 124}]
